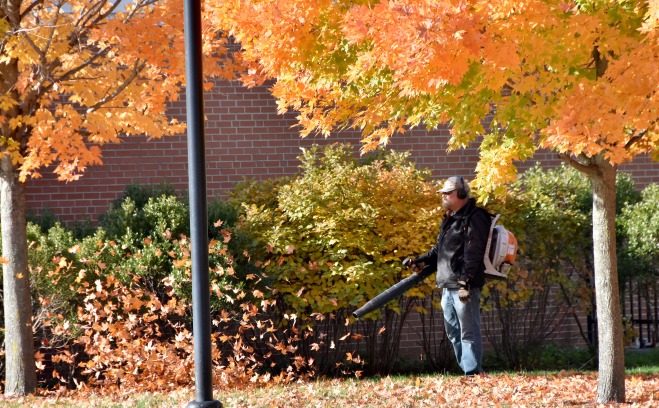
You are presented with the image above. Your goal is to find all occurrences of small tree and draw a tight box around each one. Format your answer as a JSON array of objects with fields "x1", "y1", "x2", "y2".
[
  {"x1": 0, "y1": 0, "x2": 231, "y2": 394},
  {"x1": 214, "y1": 1, "x2": 659, "y2": 401}
]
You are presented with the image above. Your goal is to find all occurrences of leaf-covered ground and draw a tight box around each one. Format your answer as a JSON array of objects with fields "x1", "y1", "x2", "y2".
[{"x1": 1, "y1": 372, "x2": 657, "y2": 407}]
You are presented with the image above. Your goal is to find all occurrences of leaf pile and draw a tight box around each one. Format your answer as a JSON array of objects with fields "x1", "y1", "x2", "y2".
[
  {"x1": 217, "y1": 372, "x2": 659, "y2": 407},
  {"x1": 2, "y1": 371, "x2": 657, "y2": 407}
]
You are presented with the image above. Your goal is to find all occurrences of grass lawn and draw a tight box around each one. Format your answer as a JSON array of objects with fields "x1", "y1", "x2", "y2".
[
  {"x1": 0, "y1": 348, "x2": 657, "y2": 407},
  {"x1": 624, "y1": 347, "x2": 659, "y2": 374}
]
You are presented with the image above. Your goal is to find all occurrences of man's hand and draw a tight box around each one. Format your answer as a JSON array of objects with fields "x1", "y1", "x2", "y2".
[
  {"x1": 411, "y1": 261, "x2": 425, "y2": 273},
  {"x1": 457, "y1": 281, "x2": 470, "y2": 303},
  {"x1": 403, "y1": 257, "x2": 425, "y2": 273}
]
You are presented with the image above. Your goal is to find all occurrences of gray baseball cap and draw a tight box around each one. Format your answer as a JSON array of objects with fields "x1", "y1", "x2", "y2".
[{"x1": 438, "y1": 176, "x2": 470, "y2": 195}]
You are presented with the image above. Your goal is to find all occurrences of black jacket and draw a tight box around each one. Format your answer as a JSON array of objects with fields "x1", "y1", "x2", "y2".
[{"x1": 414, "y1": 198, "x2": 490, "y2": 289}]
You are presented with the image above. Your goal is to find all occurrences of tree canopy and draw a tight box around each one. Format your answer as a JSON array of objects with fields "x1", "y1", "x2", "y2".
[
  {"x1": 1, "y1": 0, "x2": 233, "y2": 182},
  {"x1": 214, "y1": 0, "x2": 657, "y2": 193}
]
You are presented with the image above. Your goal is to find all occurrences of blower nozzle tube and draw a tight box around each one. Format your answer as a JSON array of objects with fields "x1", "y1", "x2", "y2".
[{"x1": 352, "y1": 260, "x2": 434, "y2": 319}]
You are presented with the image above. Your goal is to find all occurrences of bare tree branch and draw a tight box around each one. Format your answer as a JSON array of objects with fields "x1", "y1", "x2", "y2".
[
  {"x1": 45, "y1": 46, "x2": 108, "y2": 87},
  {"x1": 624, "y1": 129, "x2": 648, "y2": 149},
  {"x1": 18, "y1": 1, "x2": 64, "y2": 73},
  {"x1": 77, "y1": 0, "x2": 119, "y2": 32},
  {"x1": 123, "y1": 0, "x2": 161, "y2": 22},
  {"x1": 86, "y1": 58, "x2": 147, "y2": 112},
  {"x1": 559, "y1": 153, "x2": 599, "y2": 176},
  {"x1": 19, "y1": 0, "x2": 45, "y2": 20}
]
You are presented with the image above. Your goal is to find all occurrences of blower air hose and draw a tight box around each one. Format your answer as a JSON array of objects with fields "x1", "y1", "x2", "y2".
[{"x1": 352, "y1": 263, "x2": 434, "y2": 319}]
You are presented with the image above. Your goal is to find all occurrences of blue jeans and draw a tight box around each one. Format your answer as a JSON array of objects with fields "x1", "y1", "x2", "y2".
[{"x1": 441, "y1": 287, "x2": 483, "y2": 375}]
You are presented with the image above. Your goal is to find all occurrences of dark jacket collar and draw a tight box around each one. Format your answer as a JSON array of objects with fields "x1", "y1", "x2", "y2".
[{"x1": 446, "y1": 198, "x2": 477, "y2": 220}]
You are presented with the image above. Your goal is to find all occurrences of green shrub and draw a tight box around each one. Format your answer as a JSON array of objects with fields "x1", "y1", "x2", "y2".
[
  {"x1": 68, "y1": 218, "x2": 97, "y2": 240},
  {"x1": 238, "y1": 144, "x2": 442, "y2": 375},
  {"x1": 143, "y1": 194, "x2": 189, "y2": 237},
  {"x1": 228, "y1": 177, "x2": 287, "y2": 214},
  {"x1": 538, "y1": 344, "x2": 596, "y2": 370},
  {"x1": 14, "y1": 183, "x2": 274, "y2": 389},
  {"x1": 111, "y1": 182, "x2": 177, "y2": 209},
  {"x1": 26, "y1": 208, "x2": 59, "y2": 233},
  {"x1": 243, "y1": 144, "x2": 440, "y2": 316},
  {"x1": 29, "y1": 217, "x2": 242, "y2": 389},
  {"x1": 99, "y1": 182, "x2": 180, "y2": 240},
  {"x1": 619, "y1": 183, "x2": 659, "y2": 277},
  {"x1": 208, "y1": 198, "x2": 239, "y2": 235},
  {"x1": 28, "y1": 222, "x2": 83, "y2": 319}
]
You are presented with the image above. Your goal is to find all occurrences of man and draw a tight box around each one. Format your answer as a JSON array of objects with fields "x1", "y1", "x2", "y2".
[{"x1": 410, "y1": 176, "x2": 490, "y2": 375}]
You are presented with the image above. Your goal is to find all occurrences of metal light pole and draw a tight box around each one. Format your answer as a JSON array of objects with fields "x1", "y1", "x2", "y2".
[{"x1": 183, "y1": 0, "x2": 222, "y2": 406}]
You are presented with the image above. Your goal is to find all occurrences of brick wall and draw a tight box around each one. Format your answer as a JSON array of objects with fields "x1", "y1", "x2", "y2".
[{"x1": 24, "y1": 79, "x2": 659, "y2": 222}]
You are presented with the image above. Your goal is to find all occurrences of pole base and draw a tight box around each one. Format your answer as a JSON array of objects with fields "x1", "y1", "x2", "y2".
[{"x1": 187, "y1": 400, "x2": 223, "y2": 408}]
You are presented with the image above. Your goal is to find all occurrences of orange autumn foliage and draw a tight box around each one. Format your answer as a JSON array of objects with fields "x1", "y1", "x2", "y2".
[
  {"x1": 211, "y1": 0, "x2": 658, "y2": 192},
  {"x1": 0, "y1": 0, "x2": 235, "y2": 182},
  {"x1": 209, "y1": 1, "x2": 658, "y2": 403}
]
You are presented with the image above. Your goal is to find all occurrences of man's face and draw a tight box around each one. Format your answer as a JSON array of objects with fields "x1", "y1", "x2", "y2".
[
  {"x1": 441, "y1": 189, "x2": 467, "y2": 212},
  {"x1": 441, "y1": 189, "x2": 457, "y2": 210}
]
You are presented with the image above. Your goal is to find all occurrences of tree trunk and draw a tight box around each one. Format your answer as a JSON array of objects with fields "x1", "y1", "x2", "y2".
[
  {"x1": 0, "y1": 155, "x2": 36, "y2": 395},
  {"x1": 589, "y1": 156, "x2": 625, "y2": 403}
]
